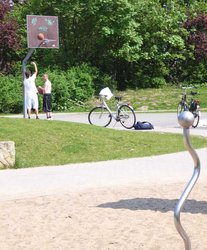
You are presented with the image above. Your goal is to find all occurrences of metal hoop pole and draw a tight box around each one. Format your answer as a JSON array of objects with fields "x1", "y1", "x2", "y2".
[{"x1": 174, "y1": 111, "x2": 201, "y2": 250}]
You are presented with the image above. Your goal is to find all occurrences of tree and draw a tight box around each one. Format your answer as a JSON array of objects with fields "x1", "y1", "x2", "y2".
[
  {"x1": 184, "y1": 14, "x2": 207, "y2": 60},
  {"x1": 11, "y1": 0, "x2": 207, "y2": 88},
  {"x1": 0, "y1": 0, "x2": 20, "y2": 73}
]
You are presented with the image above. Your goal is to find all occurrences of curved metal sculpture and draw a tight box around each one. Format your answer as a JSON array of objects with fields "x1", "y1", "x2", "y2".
[{"x1": 174, "y1": 111, "x2": 201, "y2": 250}]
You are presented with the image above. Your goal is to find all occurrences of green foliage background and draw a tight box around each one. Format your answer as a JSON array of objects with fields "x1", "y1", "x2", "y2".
[{"x1": 1, "y1": 0, "x2": 207, "y2": 113}]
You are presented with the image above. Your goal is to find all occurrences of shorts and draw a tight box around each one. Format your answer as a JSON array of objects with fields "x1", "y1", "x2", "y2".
[
  {"x1": 26, "y1": 94, "x2": 38, "y2": 109},
  {"x1": 43, "y1": 93, "x2": 52, "y2": 112}
]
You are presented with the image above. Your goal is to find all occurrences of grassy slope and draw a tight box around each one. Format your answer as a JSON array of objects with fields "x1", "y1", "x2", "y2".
[
  {"x1": 0, "y1": 118, "x2": 206, "y2": 169},
  {"x1": 86, "y1": 85, "x2": 207, "y2": 112}
]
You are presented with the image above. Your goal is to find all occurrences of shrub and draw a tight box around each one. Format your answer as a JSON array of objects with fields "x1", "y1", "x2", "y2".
[
  {"x1": 42, "y1": 64, "x2": 97, "y2": 111},
  {"x1": 0, "y1": 74, "x2": 23, "y2": 113},
  {"x1": 66, "y1": 63, "x2": 96, "y2": 102},
  {"x1": 93, "y1": 73, "x2": 117, "y2": 94},
  {"x1": 151, "y1": 77, "x2": 166, "y2": 88},
  {"x1": 40, "y1": 69, "x2": 70, "y2": 111},
  {"x1": 0, "y1": 64, "x2": 118, "y2": 113}
]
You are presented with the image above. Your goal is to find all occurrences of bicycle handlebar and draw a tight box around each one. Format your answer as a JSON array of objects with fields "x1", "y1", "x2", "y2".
[
  {"x1": 114, "y1": 96, "x2": 122, "y2": 101},
  {"x1": 99, "y1": 95, "x2": 123, "y2": 102}
]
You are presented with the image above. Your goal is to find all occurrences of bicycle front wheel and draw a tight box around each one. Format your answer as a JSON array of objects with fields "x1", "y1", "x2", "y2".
[
  {"x1": 88, "y1": 106, "x2": 112, "y2": 127},
  {"x1": 118, "y1": 105, "x2": 136, "y2": 129},
  {"x1": 192, "y1": 112, "x2": 200, "y2": 128}
]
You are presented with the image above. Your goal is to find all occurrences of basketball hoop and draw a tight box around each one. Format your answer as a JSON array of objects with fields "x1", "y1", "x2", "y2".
[
  {"x1": 22, "y1": 15, "x2": 59, "y2": 118},
  {"x1": 36, "y1": 33, "x2": 57, "y2": 47},
  {"x1": 27, "y1": 15, "x2": 59, "y2": 49},
  {"x1": 41, "y1": 38, "x2": 57, "y2": 47}
]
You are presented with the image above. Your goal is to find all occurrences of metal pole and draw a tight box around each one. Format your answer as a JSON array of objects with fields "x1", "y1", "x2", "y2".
[
  {"x1": 22, "y1": 48, "x2": 35, "y2": 118},
  {"x1": 174, "y1": 111, "x2": 201, "y2": 250}
]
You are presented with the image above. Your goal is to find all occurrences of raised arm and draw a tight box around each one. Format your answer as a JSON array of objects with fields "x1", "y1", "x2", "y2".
[{"x1": 31, "y1": 62, "x2": 38, "y2": 76}]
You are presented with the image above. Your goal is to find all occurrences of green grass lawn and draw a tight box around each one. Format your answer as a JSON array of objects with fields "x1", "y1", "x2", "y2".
[{"x1": 0, "y1": 118, "x2": 207, "y2": 169}]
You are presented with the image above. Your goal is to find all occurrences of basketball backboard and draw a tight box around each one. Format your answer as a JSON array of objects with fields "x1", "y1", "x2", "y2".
[{"x1": 27, "y1": 15, "x2": 59, "y2": 49}]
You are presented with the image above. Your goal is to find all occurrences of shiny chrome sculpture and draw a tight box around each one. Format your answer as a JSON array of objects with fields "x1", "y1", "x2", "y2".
[{"x1": 174, "y1": 111, "x2": 201, "y2": 250}]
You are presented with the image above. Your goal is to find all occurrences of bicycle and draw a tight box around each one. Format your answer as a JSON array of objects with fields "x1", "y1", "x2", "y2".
[
  {"x1": 177, "y1": 87, "x2": 200, "y2": 128},
  {"x1": 88, "y1": 95, "x2": 136, "y2": 129}
]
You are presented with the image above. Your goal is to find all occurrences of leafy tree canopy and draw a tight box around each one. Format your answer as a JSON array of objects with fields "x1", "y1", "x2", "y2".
[
  {"x1": 0, "y1": 0, "x2": 20, "y2": 73},
  {"x1": 2, "y1": 0, "x2": 207, "y2": 88}
]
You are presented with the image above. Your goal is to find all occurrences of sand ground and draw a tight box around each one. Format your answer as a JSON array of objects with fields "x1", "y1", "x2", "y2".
[{"x1": 0, "y1": 181, "x2": 207, "y2": 250}]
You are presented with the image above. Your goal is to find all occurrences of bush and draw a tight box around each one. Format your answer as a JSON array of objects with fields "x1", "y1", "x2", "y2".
[
  {"x1": 0, "y1": 74, "x2": 23, "y2": 113},
  {"x1": 66, "y1": 63, "x2": 96, "y2": 102},
  {"x1": 0, "y1": 63, "x2": 118, "y2": 113},
  {"x1": 42, "y1": 64, "x2": 97, "y2": 111},
  {"x1": 39, "y1": 69, "x2": 70, "y2": 111},
  {"x1": 151, "y1": 77, "x2": 166, "y2": 88},
  {"x1": 93, "y1": 73, "x2": 117, "y2": 94}
]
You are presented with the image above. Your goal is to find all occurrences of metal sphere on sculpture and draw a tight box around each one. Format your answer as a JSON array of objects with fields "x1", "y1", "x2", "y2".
[{"x1": 178, "y1": 111, "x2": 194, "y2": 128}]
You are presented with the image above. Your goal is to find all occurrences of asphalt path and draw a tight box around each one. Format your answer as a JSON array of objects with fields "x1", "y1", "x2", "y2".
[
  {"x1": 45, "y1": 112, "x2": 179, "y2": 127},
  {"x1": 3, "y1": 111, "x2": 207, "y2": 128},
  {"x1": 46, "y1": 111, "x2": 207, "y2": 136},
  {"x1": 0, "y1": 148, "x2": 206, "y2": 201},
  {"x1": 52, "y1": 111, "x2": 207, "y2": 127}
]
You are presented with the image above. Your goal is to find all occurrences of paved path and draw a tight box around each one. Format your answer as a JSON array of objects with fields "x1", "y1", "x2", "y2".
[
  {"x1": 0, "y1": 148, "x2": 206, "y2": 201},
  {"x1": 4, "y1": 112, "x2": 207, "y2": 136},
  {"x1": 0, "y1": 113, "x2": 206, "y2": 201}
]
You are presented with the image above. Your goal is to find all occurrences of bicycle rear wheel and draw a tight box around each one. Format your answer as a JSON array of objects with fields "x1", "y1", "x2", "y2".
[
  {"x1": 88, "y1": 106, "x2": 112, "y2": 127},
  {"x1": 192, "y1": 112, "x2": 200, "y2": 128},
  {"x1": 118, "y1": 105, "x2": 136, "y2": 129}
]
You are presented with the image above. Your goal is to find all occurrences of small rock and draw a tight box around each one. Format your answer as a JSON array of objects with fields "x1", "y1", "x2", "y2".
[{"x1": 0, "y1": 141, "x2": 15, "y2": 169}]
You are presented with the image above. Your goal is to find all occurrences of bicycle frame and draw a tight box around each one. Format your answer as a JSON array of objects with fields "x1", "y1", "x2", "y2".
[
  {"x1": 178, "y1": 87, "x2": 201, "y2": 128},
  {"x1": 99, "y1": 95, "x2": 122, "y2": 121},
  {"x1": 179, "y1": 88, "x2": 200, "y2": 111},
  {"x1": 180, "y1": 91, "x2": 189, "y2": 111},
  {"x1": 88, "y1": 93, "x2": 136, "y2": 129}
]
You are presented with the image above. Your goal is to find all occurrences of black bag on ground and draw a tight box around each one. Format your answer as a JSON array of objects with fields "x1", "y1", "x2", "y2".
[{"x1": 134, "y1": 121, "x2": 154, "y2": 130}]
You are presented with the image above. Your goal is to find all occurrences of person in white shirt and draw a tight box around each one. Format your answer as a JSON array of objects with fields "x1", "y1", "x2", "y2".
[
  {"x1": 24, "y1": 62, "x2": 39, "y2": 119},
  {"x1": 39, "y1": 74, "x2": 52, "y2": 120}
]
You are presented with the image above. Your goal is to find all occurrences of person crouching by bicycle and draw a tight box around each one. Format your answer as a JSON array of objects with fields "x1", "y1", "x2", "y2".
[{"x1": 38, "y1": 74, "x2": 52, "y2": 120}]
